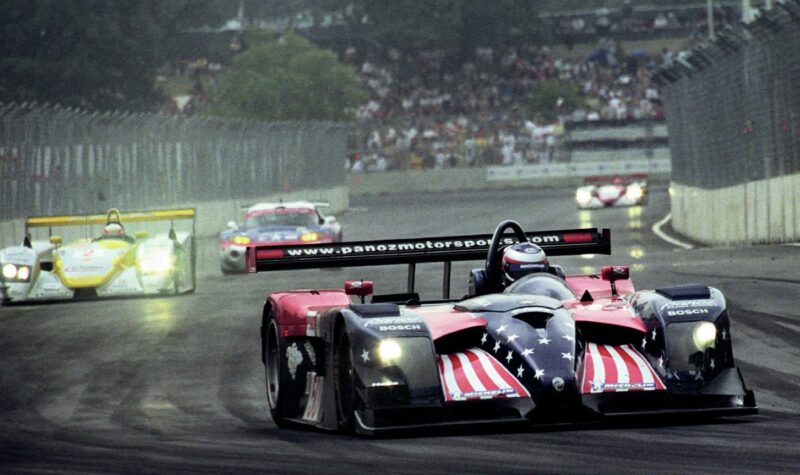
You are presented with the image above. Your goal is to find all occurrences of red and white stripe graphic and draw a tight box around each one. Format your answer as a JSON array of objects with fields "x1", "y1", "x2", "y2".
[
  {"x1": 581, "y1": 343, "x2": 665, "y2": 394},
  {"x1": 437, "y1": 348, "x2": 530, "y2": 402}
]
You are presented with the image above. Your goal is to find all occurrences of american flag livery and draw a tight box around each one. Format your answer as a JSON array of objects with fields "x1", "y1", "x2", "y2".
[
  {"x1": 437, "y1": 348, "x2": 530, "y2": 402},
  {"x1": 581, "y1": 343, "x2": 666, "y2": 394}
]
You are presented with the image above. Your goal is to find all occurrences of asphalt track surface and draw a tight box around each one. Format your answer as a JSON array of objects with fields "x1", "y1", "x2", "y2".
[{"x1": 1, "y1": 185, "x2": 799, "y2": 474}]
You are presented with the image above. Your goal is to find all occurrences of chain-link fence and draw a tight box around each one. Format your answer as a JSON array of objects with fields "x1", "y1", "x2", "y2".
[
  {"x1": 0, "y1": 103, "x2": 350, "y2": 221},
  {"x1": 652, "y1": 1, "x2": 800, "y2": 189}
]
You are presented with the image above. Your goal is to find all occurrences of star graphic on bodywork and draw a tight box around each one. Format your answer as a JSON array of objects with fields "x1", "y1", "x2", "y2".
[
  {"x1": 493, "y1": 341, "x2": 501, "y2": 353},
  {"x1": 562, "y1": 335, "x2": 574, "y2": 342},
  {"x1": 561, "y1": 352, "x2": 574, "y2": 361},
  {"x1": 534, "y1": 369, "x2": 545, "y2": 380},
  {"x1": 361, "y1": 349, "x2": 370, "y2": 363},
  {"x1": 481, "y1": 332, "x2": 488, "y2": 345},
  {"x1": 538, "y1": 337, "x2": 551, "y2": 345},
  {"x1": 641, "y1": 336, "x2": 647, "y2": 350},
  {"x1": 516, "y1": 366, "x2": 525, "y2": 378},
  {"x1": 496, "y1": 324, "x2": 508, "y2": 334},
  {"x1": 505, "y1": 350, "x2": 514, "y2": 363},
  {"x1": 507, "y1": 334, "x2": 519, "y2": 343},
  {"x1": 657, "y1": 356, "x2": 664, "y2": 369},
  {"x1": 651, "y1": 328, "x2": 657, "y2": 341},
  {"x1": 721, "y1": 328, "x2": 727, "y2": 340},
  {"x1": 521, "y1": 348, "x2": 534, "y2": 357}
]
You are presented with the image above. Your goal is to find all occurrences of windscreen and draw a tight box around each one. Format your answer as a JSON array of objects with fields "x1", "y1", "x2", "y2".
[
  {"x1": 504, "y1": 274, "x2": 575, "y2": 300},
  {"x1": 244, "y1": 210, "x2": 318, "y2": 228}
]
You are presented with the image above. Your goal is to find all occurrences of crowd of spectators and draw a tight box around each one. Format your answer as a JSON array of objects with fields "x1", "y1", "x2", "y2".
[{"x1": 348, "y1": 39, "x2": 668, "y2": 172}]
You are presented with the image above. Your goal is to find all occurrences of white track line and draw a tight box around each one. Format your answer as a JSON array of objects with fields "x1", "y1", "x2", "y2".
[{"x1": 652, "y1": 213, "x2": 694, "y2": 250}]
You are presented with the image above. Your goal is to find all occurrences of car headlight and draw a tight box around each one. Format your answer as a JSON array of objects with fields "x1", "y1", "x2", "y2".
[
  {"x1": 576, "y1": 189, "x2": 593, "y2": 204},
  {"x1": 692, "y1": 322, "x2": 717, "y2": 351},
  {"x1": 17, "y1": 265, "x2": 30, "y2": 281},
  {"x1": 232, "y1": 235, "x2": 251, "y2": 245},
  {"x1": 626, "y1": 184, "x2": 644, "y2": 200},
  {"x1": 1, "y1": 263, "x2": 32, "y2": 282},
  {"x1": 138, "y1": 251, "x2": 175, "y2": 274},
  {"x1": 300, "y1": 232, "x2": 320, "y2": 242},
  {"x1": 2, "y1": 263, "x2": 17, "y2": 279},
  {"x1": 377, "y1": 339, "x2": 402, "y2": 364}
]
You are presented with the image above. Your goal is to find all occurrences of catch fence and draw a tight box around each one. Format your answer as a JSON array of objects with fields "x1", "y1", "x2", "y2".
[
  {"x1": 652, "y1": 1, "x2": 800, "y2": 189},
  {"x1": 0, "y1": 103, "x2": 349, "y2": 221}
]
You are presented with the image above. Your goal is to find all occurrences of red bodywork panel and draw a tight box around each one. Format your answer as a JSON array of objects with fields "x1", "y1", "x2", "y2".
[
  {"x1": 407, "y1": 304, "x2": 487, "y2": 341},
  {"x1": 269, "y1": 290, "x2": 352, "y2": 337},
  {"x1": 564, "y1": 298, "x2": 647, "y2": 333},
  {"x1": 565, "y1": 274, "x2": 635, "y2": 300}
]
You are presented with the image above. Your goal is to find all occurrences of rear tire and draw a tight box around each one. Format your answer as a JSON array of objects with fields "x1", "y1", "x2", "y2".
[
  {"x1": 265, "y1": 312, "x2": 291, "y2": 427},
  {"x1": 334, "y1": 325, "x2": 358, "y2": 431}
]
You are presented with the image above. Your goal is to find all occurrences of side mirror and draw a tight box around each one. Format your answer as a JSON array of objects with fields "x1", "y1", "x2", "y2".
[
  {"x1": 134, "y1": 230, "x2": 150, "y2": 240},
  {"x1": 324, "y1": 216, "x2": 337, "y2": 225},
  {"x1": 49, "y1": 236, "x2": 62, "y2": 246},
  {"x1": 345, "y1": 280, "x2": 374, "y2": 303},
  {"x1": 601, "y1": 266, "x2": 630, "y2": 282},
  {"x1": 226, "y1": 221, "x2": 238, "y2": 230}
]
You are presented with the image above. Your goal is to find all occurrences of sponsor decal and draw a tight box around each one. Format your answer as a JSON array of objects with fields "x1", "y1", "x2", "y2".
[
  {"x1": 552, "y1": 377, "x2": 565, "y2": 392},
  {"x1": 304, "y1": 341, "x2": 317, "y2": 367},
  {"x1": 286, "y1": 343, "x2": 303, "y2": 380},
  {"x1": 279, "y1": 235, "x2": 564, "y2": 258},
  {"x1": 63, "y1": 265, "x2": 106, "y2": 273},
  {"x1": 302, "y1": 372, "x2": 324, "y2": 422},
  {"x1": 660, "y1": 300, "x2": 715, "y2": 311},
  {"x1": 452, "y1": 387, "x2": 515, "y2": 399},
  {"x1": 666, "y1": 308, "x2": 710, "y2": 316},
  {"x1": 593, "y1": 381, "x2": 657, "y2": 391},
  {"x1": 363, "y1": 316, "x2": 425, "y2": 333},
  {"x1": 370, "y1": 381, "x2": 401, "y2": 387}
]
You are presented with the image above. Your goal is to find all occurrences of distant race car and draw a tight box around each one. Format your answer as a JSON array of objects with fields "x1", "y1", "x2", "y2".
[
  {"x1": 575, "y1": 174, "x2": 648, "y2": 208},
  {"x1": 0, "y1": 208, "x2": 196, "y2": 304},
  {"x1": 219, "y1": 201, "x2": 342, "y2": 274},
  {"x1": 250, "y1": 220, "x2": 756, "y2": 435}
]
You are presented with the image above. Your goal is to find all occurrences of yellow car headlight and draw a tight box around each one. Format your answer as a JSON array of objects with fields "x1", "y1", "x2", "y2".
[
  {"x1": 232, "y1": 235, "x2": 251, "y2": 245},
  {"x1": 300, "y1": 232, "x2": 321, "y2": 242},
  {"x1": 576, "y1": 189, "x2": 593, "y2": 204},
  {"x1": 2, "y1": 263, "x2": 17, "y2": 279},
  {"x1": 138, "y1": 252, "x2": 175, "y2": 274},
  {"x1": 377, "y1": 339, "x2": 402, "y2": 364},
  {"x1": 626, "y1": 184, "x2": 644, "y2": 201},
  {"x1": 692, "y1": 322, "x2": 717, "y2": 351},
  {"x1": 17, "y1": 265, "x2": 30, "y2": 281}
]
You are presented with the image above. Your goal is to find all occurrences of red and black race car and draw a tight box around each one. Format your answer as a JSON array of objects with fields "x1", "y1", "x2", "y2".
[{"x1": 251, "y1": 221, "x2": 756, "y2": 434}]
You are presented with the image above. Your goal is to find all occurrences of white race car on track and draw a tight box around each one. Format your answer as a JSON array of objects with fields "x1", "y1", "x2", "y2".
[
  {"x1": 575, "y1": 174, "x2": 648, "y2": 209},
  {"x1": 0, "y1": 208, "x2": 196, "y2": 304}
]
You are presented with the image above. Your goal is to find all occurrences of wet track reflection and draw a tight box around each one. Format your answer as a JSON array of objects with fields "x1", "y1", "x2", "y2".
[{"x1": 1, "y1": 184, "x2": 799, "y2": 474}]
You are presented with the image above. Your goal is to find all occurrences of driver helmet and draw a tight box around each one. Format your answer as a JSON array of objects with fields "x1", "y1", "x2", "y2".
[
  {"x1": 102, "y1": 222, "x2": 125, "y2": 236},
  {"x1": 501, "y1": 242, "x2": 549, "y2": 285}
]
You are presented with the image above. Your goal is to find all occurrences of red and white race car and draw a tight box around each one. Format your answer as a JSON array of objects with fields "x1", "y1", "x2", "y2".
[{"x1": 575, "y1": 174, "x2": 648, "y2": 209}]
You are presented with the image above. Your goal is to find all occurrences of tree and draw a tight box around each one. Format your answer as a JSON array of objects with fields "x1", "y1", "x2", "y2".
[
  {"x1": 0, "y1": 0, "x2": 226, "y2": 111},
  {"x1": 208, "y1": 32, "x2": 366, "y2": 121},
  {"x1": 528, "y1": 80, "x2": 584, "y2": 122}
]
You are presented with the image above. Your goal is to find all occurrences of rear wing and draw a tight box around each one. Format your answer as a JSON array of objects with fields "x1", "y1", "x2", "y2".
[
  {"x1": 25, "y1": 208, "x2": 196, "y2": 233},
  {"x1": 247, "y1": 228, "x2": 610, "y2": 298}
]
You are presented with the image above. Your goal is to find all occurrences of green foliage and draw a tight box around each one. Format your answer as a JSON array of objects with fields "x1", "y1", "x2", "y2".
[
  {"x1": 0, "y1": 0, "x2": 226, "y2": 111},
  {"x1": 208, "y1": 33, "x2": 366, "y2": 121},
  {"x1": 528, "y1": 80, "x2": 584, "y2": 122}
]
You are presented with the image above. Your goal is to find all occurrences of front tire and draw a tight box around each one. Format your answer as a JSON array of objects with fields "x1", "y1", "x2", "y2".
[
  {"x1": 334, "y1": 325, "x2": 358, "y2": 431},
  {"x1": 265, "y1": 312, "x2": 291, "y2": 427}
]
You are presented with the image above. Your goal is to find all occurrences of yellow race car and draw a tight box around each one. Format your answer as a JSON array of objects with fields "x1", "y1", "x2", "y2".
[{"x1": 0, "y1": 208, "x2": 196, "y2": 304}]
